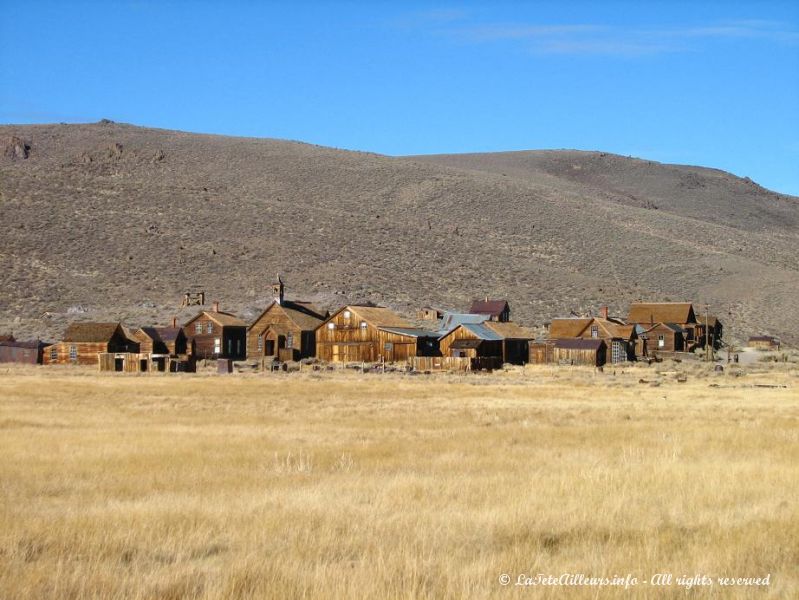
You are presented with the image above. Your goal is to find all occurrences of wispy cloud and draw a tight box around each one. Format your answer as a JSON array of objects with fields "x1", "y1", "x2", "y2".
[{"x1": 424, "y1": 18, "x2": 799, "y2": 57}]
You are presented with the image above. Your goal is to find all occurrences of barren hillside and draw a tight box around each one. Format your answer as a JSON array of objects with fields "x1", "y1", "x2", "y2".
[{"x1": 1, "y1": 121, "x2": 797, "y2": 345}]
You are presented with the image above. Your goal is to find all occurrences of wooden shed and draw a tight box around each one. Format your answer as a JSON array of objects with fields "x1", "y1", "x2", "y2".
[
  {"x1": 133, "y1": 323, "x2": 188, "y2": 356},
  {"x1": 43, "y1": 323, "x2": 138, "y2": 365},
  {"x1": 438, "y1": 322, "x2": 504, "y2": 370},
  {"x1": 483, "y1": 321, "x2": 537, "y2": 365},
  {"x1": 530, "y1": 338, "x2": 606, "y2": 366},
  {"x1": 549, "y1": 316, "x2": 636, "y2": 363},
  {"x1": 748, "y1": 335, "x2": 780, "y2": 351},
  {"x1": 0, "y1": 340, "x2": 48, "y2": 365},
  {"x1": 183, "y1": 302, "x2": 246, "y2": 360},
  {"x1": 469, "y1": 299, "x2": 510, "y2": 322},
  {"x1": 417, "y1": 306, "x2": 444, "y2": 321},
  {"x1": 315, "y1": 305, "x2": 438, "y2": 363},
  {"x1": 247, "y1": 279, "x2": 328, "y2": 361}
]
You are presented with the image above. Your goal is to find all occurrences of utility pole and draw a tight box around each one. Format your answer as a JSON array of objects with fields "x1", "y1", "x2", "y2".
[{"x1": 704, "y1": 303, "x2": 711, "y2": 362}]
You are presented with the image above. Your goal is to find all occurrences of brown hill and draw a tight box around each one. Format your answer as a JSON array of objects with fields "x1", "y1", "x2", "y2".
[{"x1": 1, "y1": 121, "x2": 797, "y2": 346}]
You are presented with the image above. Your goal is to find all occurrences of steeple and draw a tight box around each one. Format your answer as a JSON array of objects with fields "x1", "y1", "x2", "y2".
[{"x1": 272, "y1": 274, "x2": 284, "y2": 305}]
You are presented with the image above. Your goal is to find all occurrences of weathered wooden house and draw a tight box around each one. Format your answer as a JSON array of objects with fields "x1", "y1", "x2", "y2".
[
  {"x1": 748, "y1": 335, "x2": 780, "y2": 351},
  {"x1": 438, "y1": 322, "x2": 504, "y2": 369},
  {"x1": 469, "y1": 299, "x2": 510, "y2": 322},
  {"x1": 316, "y1": 305, "x2": 439, "y2": 363},
  {"x1": 706, "y1": 316, "x2": 723, "y2": 349},
  {"x1": 483, "y1": 321, "x2": 537, "y2": 365},
  {"x1": 549, "y1": 314, "x2": 636, "y2": 363},
  {"x1": 247, "y1": 278, "x2": 328, "y2": 361},
  {"x1": 0, "y1": 339, "x2": 49, "y2": 364},
  {"x1": 43, "y1": 323, "x2": 138, "y2": 365},
  {"x1": 530, "y1": 338, "x2": 607, "y2": 366},
  {"x1": 183, "y1": 302, "x2": 246, "y2": 360},
  {"x1": 133, "y1": 325, "x2": 188, "y2": 356},
  {"x1": 634, "y1": 323, "x2": 686, "y2": 356},
  {"x1": 627, "y1": 302, "x2": 707, "y2": 350},
  {"x1": 417, "y1": 306, "x2": 444, "y2": 321}
]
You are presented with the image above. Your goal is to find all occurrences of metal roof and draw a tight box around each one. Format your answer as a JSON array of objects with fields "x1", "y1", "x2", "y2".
[
  {"x1": 378, "y1": 326, "x2": 438, "y2": 338},
  {"x1": 461, "y1": 322, "x2": 504, "y2": 341},
  {"x1": 436, "y1": 312, "x2": 488, "y2": 334}
]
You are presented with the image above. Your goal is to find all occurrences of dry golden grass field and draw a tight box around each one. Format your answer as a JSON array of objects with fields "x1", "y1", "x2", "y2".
[{"x1": 1, "y1": 363, "x2": 798, "y2": 599}]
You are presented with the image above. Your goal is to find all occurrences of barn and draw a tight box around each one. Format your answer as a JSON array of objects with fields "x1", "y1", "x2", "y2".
[
  {"x1": 247, "y1": 279, "x2": 328, "y2": 361},
  {"x1": 183, "y1": 302, "x2": 246, "y2": 360},
  {"x1": 43, "y1": 323, "x2": 138, "y2": 365},
  {"x1": 316, "y1": 305, "x2": 439, "y2": 363}
]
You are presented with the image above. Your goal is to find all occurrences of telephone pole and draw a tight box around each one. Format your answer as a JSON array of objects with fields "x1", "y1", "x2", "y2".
[{"x1": 704, "y1": 303, "x2": 711, "y2": 362}]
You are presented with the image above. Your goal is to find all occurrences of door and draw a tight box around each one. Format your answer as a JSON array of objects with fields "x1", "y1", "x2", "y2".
[{"x1": 332, "y1": 344, "x2": 340, "y2": 362}]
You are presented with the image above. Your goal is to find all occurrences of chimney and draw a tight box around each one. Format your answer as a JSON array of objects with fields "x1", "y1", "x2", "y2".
[
  {"x1": 600, "y1": 306, "x2": 609, "y2": 320},
  {"x1": 273, "y1": 274, "x2": 285, "y2": 305},
  {"x1": 212, "y1": 301, "x2": 219, "y2": 313},
  {"x1": 172, "y1": 316, "x2": 178, "y2": 328}
]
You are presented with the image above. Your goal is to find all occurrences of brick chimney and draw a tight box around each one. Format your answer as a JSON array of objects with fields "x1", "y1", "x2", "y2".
[
  {"x1": 212, "y1": 301, "x2": 220, "y2": 313},
  {"x1": 172, "y1": 316, "x2": 178, "y2": 328},
  {"x1": 600, "y1": 306, "x2": 609, "y2": 320}
]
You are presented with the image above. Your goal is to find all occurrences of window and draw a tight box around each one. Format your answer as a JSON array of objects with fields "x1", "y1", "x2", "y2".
[
  {"x1": 611, "y1": 341, "x2": 626, "y2": 363},
  {"x1": 343, "y1": 310, "x2": 351, "y2": 319},
  {"x1": 257, "y1": 334, "x2": 263, "y2": 350},
  {"x1": 658, "y1": 335, "x2": 665, "y2": 348},
  {"x1": 50, "y1": 347, "x2": 57, "y2": 361},
  {"x1": 69, "y1": 345, "x2": 77, "y2": 360},
  {"x1": 195, "y1": 322, "x2": 202, "y2": 334},
  {"x1": 591, "y1": 325, "x2": 598, "y2": 338},
  {"x1": 214, "y1": 338, "x2": 221, "y2": 355},
  {"x1": 206, "y1": 322, "x2": 213, "y2": 334},
  {"x1": 328, "y1": 322, "x2": 336, "y2": 330},
  {"x1": 360, "y1": 321, "x2": 367, "y2": 329},
  {"x1": 286, "y1": 333, "x2": 293, "y2": 349}
]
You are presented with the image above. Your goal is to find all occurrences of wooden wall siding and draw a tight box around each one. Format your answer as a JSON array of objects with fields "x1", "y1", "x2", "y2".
[
  {"x1": 637, "y1": 326, "x2": 684, "y2": 356},
  {"x1": 316, "y1": 308, "x2": 430, "y2": 363},
  {"x1": 553, "y1": 346, "x2": 603, "y2": 366},
  {"x1": 248, "y1": 306, "x2": 308, "y2": 359},
  {"x1": 184, "y1": 317, "x2": 246, "y2": 360},
  {"x1": 97, "y1": 353, "x2": 189, "y2": 373},
  {"x1": 0, "y1": 345, "x2": 43, "y2": 364},
  {"x1": 43, "y1": 342, "x2": 115, "y2": 365}
]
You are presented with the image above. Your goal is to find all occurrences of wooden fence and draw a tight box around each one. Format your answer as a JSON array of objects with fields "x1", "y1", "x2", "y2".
[{"x1": 411, "y1": 356, "x2": 503, "y2": 372}]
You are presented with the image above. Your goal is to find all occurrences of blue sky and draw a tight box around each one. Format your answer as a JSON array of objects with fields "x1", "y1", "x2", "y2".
[{"x1": 1, "y1": 1, "x2": 798, "y2": 194}]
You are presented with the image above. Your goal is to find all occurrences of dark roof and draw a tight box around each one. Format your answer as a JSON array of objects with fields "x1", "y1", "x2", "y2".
[
  {"x1": 748, "y1": 335, "x2": 779, "y2": 342},
  {"x1": 62, "y1": 322, "x2": 122, "y2": 343},
  {"x1": 469, "y1": 299, "x2": 509, "y2": 317},
  {"x1": 554, "y1": 338, "x2": 606, "y2": 350},
  {"x1": 139, "y1": 327, "x2": 183, "y2": 343}
]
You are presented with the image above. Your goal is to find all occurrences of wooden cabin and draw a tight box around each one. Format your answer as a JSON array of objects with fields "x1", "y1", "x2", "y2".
[
  {"x1": 316, "y1": 305, "x2": 438, "y2": 363},
  {"x1": 182, "y1": 302, "x2": 246, "y2": 360},
  {"x1": 627, "y1": 302, "x2": 706, "y2": 350},
  {"x1": 706, "y1": 316, "x2": 723, "y2": 349},
  {"x1": 0, "y1": 340, "x2": 48, "y2": 364},
  {"x1": 549, "y1": 316, "x2": 636, "y2": 363},
  {"x1": 482, "y1": 321, "x2": 536, "y2": 365},
  {"x1": 417, "y1": 306, "x2": 444, "y2": 321},
  {"x1": 132, "y1": 319, "x2": 189, "y2": 367},
  {"x1": 634, "y1": 323, "x2": 685, "y2": 356},
  {"x1": 748, "y1": 335, "x2": 780, "y2": 351},
  {"x1": 530, "y1": 338, "x2": 607, "y2": 366},
  {"x1": 438, "y1": 322, "x2": 504, "y2": 370},
  {"x1": 43, "y1": 322, "x2": 138, "y2": 365},
  {"x1": 247, "y1": 278, "x2": 328, "y2": 361},
  {"x1": 469, "y1": 299, "x2": 510, "y2": 322}
]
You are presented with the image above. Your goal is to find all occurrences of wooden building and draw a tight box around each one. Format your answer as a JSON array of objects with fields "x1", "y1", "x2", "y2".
[
  {"x1": 97, "y1": 352, "x2": 194, "y2": 373},
  {"x1": 43, "y1": 323, "x2": 138, "y2": 365},
  {"x1": 627, "y1": 302, "x2": 707, "y2": 350},
  {"x1": 483, "y1": 321, "x2": 537, "y2": 365},
  {"x1": 417, "y1": 306, "x2": 444, "y2": 321},
  {"x1": 748, "y1": 335, "x2": 780, "y2": 351},
  {"x1": 438, "y1": 322, "x2": 504, "y2": 370},
  {"x1": 469, "y1": 299, "x2": 510, "y2": 322},
  {"x1": 634, "y1": 323, "x2": 686, "y2": 356},
  {"x1": 316, "y1": 305, "x2": 438, "y2": 363},
  {"x1": 549, "y1": 315, "x2": 636, "y2": 363},
  {"x1": 706, "y1": 316, "x2": 723, "y2": 349},
  {"x1": 530, "y1": 338, "x2": 607, "y2": 366},
  {"x1": 0, "y1": 339, "x2": 49, "y2": 365},
  {"x1": 183, "y1": 302, "x2": 246, "y2": 360},
  {"x1": 133, "y1": 322, "x2": 188, "y2": 356},
  {"x1": 247, "y1": 278, "x2": 328, "y2": 361}
]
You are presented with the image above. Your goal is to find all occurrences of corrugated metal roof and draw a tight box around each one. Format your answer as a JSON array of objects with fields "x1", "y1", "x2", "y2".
[
  {"x1": 461, "y1": 322, "x2": 504, "y2": 341},
  {"x1": 437, "y1": 312, "x2": 488, "y2": 334}
]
